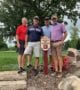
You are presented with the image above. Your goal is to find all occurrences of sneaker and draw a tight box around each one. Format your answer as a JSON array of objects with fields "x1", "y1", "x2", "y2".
[
  {"x1": 27, "y1": 64, "x2": 33, "y2": 69},
  {"x1": 33, "y1": 69, "x2": 38, "y2": 76},
  {"x1": 51, "y1": 72, "x2": 58, "y2": 77},
  {"x1": 57, "y1": 72, "x2": 63, "y2": 78},
  {"x1": 17, "y1": 67, "x2": 26, "y2": 74}
]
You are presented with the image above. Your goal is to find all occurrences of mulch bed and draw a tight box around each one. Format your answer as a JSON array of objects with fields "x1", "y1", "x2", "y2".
[{"x1": 27, "y1": 61, "x2": 80, "y2": 90}]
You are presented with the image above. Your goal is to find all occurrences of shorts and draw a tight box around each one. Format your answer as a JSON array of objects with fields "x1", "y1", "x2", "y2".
[
  {"x1": 24, "y1": 42, "x2": 40, "y2": 57},
  {"x1": 51, "y1": 42, "x2": 63, "y2": 56},
  {"x1": 17, "y1": 40, "x2": 25, "y2": 55}
]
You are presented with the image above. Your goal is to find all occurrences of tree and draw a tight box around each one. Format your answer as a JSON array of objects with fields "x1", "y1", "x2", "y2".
[
  {"x1": 0, "y1": 0, "x2": 80, "y2": 37},
  {"x1": 70, "y1": 26, "x2": 80, "y2": 48}
]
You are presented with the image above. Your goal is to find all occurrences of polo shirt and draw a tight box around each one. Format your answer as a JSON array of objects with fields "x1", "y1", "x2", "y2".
[
  {"x1": 50, "y1": 22, "x2": 66, "y2": 41},
  {"x1": 16, "y1": 25, "x2": 28, "y2": 41},
  {"x1": 42, "y1": 25, "x2": 52, "y2": 38},
  {"x1": 27, "y1": 25, "x2": 44, "y2": 42}
]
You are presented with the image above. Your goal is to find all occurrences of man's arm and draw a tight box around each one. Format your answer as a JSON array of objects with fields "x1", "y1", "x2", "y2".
[
  {"x1": 16, "y1": 34, "x2": 20, "y2": 48},
  {"x1": 62, "y1": 32, "x2": 67, "y2": 41},
  {"x1": 25, "y1": 34, "x2": 28, "y2": 48}
]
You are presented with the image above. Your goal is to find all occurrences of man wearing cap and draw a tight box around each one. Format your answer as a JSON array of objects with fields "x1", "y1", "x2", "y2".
[
  {"x1": 16, "y1": 17, "x2": 28, "y2": 73},
  {"x1": 50, "y1": 15, "x2": 67, "y2": 77},
  {"x1": 42, "y1": 17, "x2": 52, "y2": 67},
  {"x1": 23, "y1": 16, "x2": 44, "y2": 76}
]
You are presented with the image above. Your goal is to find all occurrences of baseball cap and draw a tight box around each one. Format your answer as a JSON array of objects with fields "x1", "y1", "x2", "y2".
[
  {"x1": 44, "y1": 17, "x2": 50, "y2": 20},
  {"x1": 33, "y1": 16, "x2": 39, "y2": 20},
  {"x1": 51, "y1": 14, "x2": 58, "y2": 20}
]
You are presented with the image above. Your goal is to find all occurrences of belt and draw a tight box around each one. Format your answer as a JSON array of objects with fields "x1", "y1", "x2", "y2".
[{"x1": 51, "y1": 40, "x2": 61, "y2": 42}]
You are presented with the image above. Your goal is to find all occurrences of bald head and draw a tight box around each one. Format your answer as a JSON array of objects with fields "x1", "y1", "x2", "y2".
[{"x1": 22, "y1": 17, "x2": 28, "y2": 25}]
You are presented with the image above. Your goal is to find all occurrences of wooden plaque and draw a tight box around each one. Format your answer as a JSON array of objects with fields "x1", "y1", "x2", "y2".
[{"x1": 41, "y1": 36, "x2": 50, "y2": 51}]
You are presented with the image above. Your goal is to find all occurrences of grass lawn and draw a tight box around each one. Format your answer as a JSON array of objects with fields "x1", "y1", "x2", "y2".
[
  {"x1": 0, "y1": 51, "x2": 43, "y2": 71},
  {"x1": 0, "y1": 50, "x2": 67, "y2": 71},
  {"x1": 0, "y1": 51, "x2": 18, "y2": 71}
]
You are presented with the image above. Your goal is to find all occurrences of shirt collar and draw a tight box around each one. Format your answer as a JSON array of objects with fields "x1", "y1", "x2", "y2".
[
  {"x1": 33, "y1": 24, "x2": 39, "y2": 28},
  {"x1": 52, "y1": 22, "x2": 58, "y2": 26}
]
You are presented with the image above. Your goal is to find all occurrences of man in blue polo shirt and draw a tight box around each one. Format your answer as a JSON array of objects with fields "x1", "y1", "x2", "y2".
[
  {"x1": 42, "y1": 17, "x2": 52, "y2": 67},
  {"x1": 23, "y1": 16, "x2": 43, "y2": 75}
]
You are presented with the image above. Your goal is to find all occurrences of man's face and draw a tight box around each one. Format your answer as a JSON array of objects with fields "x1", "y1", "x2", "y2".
[
  {"x1": 33, "y1": 19, "x2": 39, "y2": 26},
  {"x1": 22, "y1": 18, "x2": 27, "y2": 25},
  {"x1": 51, "y1": 16, "x2": 58, "y2": 23},
  {"x1": 45, "y1": 20, "x2": 50, "y2": 26}
]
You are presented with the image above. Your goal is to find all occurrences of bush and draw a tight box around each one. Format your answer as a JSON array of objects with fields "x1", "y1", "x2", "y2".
[{"x1": 0, "y1": 38, "x2": 8, "y2": 50}]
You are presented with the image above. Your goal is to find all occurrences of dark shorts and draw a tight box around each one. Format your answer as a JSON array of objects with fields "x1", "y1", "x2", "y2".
[{"x1": 17, "y1": 40, "x2": 25, "y2": 55}]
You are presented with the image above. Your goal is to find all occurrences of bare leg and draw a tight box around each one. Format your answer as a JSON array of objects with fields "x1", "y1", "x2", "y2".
[
  {"x1": 58, "y1": 56, "x2": 63, "y2": 72},
  {"x1": 56, "y1": 46, "x2": 63, "y2": 73},
  {"x1": 27, "y1": 54, "x2": 32, "y2": 66},
  {"x1": 18, "y1": 55, "x2": 22, "y2": 68},
  {"x1": 34, "y1": 57, "x2": 39, "y2": 69},
  {"x1": 52, "y1": 55, "x2": 58, "y2": 72},
  {"x1": 22, "y1": 54, "x2": 26, "y2": 68}
]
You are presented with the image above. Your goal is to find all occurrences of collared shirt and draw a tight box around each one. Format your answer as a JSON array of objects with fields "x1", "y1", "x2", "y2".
[
  {"x1": 50, "y1": 22, "x2": 66, "y2": 41},
  {"x1": 16, "y1": 25, "x2": 28, "y2": 41},
  {"x1": 27, "y1": 25, "x2": 44, "y2": 42},
  {"x1": 42, "y1": 25, "x2": 52, "y2": 38}
]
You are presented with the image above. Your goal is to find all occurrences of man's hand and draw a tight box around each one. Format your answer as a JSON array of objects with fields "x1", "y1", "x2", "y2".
[
  {"x1": 17, "y1": 42, "x2": 20, "y2": 48},
  {"x1": 25, "y1": 42, "x2": 27, "y2": 48},
  {"x1": 53, "y1": 41, "x2": 64, "y2": 47}
]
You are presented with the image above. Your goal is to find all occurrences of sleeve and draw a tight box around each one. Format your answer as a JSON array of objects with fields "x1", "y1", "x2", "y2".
[
  {"x1": 16, "y1": 26, "x2": 20, "y2": 35},
  {"x1": 61, "y1": 24, "x2": 66, "y2": 33},
  {"x1": 41, "y1": 27, "x2": 44, "y2": 36},
  {"x1": 27, "y1": 27, "x2": 29, "y2": 35}
]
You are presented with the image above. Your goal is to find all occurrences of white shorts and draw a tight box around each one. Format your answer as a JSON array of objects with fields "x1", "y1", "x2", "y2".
[{"x1": 24, "y1": 42, "x2": 40, "y2": 57}]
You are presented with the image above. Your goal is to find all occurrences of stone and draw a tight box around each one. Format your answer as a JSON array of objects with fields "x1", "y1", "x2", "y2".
[
  {"x1": 0, "y1": 71, "x2": 27, "y2": 90},
  {"x1": 0, "y1": 80, "x2": 27, "y2": 90},
  {"x1": 0, "y1": 71, "x2": 27, "y2": 81}
]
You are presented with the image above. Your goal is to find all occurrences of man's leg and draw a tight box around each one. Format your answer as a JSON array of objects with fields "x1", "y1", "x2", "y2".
[
  {"x1": 18, "y1": 54, "x2": 22, "y2": 68},
  {"x1": 52, "y1": 46, "x2": 58, "y2": 72},
  {"x1": 33, "y1": 42, "x2": 40, "y2": 76},
  {"x1": 23, "y1": 42, "x2": 32, "y2": 68},
  {"x1": 56, "y1": 46, "x2": 63, "y2": 73},
  {"x1": 34, "y1": 57, "x2": 39, "y2": 69},
  {"x1": 17, "y1": 54, "x2": 26, "y2": 73},
  {"x1": 22, "y1": 54, "x2": 26, "y2": 68}
]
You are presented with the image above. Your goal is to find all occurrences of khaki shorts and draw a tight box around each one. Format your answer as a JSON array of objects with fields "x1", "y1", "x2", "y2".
[
  {"x1": 24, "y1": 42, "x2": 40, "y2": 57},
  {"x1": 51, "y1": 42, "x2": 63, "y2": 56}
]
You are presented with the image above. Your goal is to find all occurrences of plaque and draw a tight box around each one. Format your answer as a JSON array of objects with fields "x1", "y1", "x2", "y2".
[{"x1": 41, "y1": 36, "x2": 50, "y2": 51}]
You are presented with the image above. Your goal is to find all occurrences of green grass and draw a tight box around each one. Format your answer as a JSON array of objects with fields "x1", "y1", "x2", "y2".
[
  {"x1": 0, "y1": 51, "x2": 18, "y2": 71},
  {"x1": 0, "y1": 51, "x2": 67, "y2": 71},
  {"x1": 0, "y1": 51, "x2": 43, "y2": 71}
]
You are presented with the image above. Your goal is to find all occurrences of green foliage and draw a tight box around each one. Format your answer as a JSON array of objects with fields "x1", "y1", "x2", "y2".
[
  {"x1": 70, "y1": 26, "x2": 80, "y2": 48},
  {"x1": 0, "y1": 0, "x2": 80, "y2": 36},
  {"x1": 0, "y1": 37, "x2": 8, "y2": 50},
  {"x1": 64, "y1": 26, "x2": 80, "y2": 50}
]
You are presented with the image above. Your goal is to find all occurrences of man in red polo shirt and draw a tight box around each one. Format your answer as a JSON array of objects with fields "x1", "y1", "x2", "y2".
[{"x1": 16, "y1": 17, "x2": 28, "y2": 73}]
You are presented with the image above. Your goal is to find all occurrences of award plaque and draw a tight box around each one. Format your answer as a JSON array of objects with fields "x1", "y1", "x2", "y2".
[{"x1": 41, "y1": 36, "x2": 50, "y2": 51}]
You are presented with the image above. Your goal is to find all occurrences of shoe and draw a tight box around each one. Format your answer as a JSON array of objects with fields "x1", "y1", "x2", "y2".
[
  {"x1": 51, "y1": 71, "x2": 58, "y2": 77},
  {"x1": 27, "y1": 64, "x2": 33, "y2": 69},
  {"x1": 57, "y1": 72, "x2": 63, "y2": 78},
  {"x1": 33, "y1": 69, "x2": 38, "y2": 76},
  {"x1": 17, "y1": 67, "x2": 26, "y2": 74}
]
